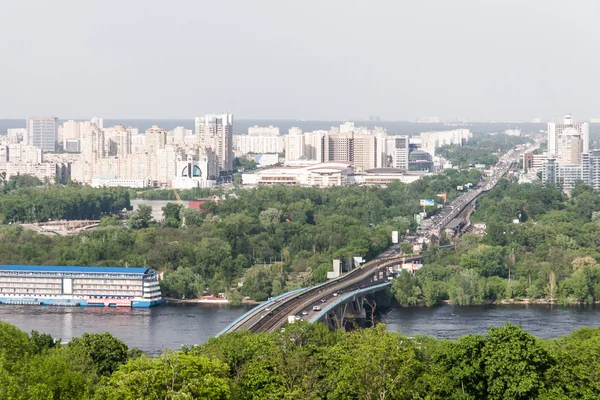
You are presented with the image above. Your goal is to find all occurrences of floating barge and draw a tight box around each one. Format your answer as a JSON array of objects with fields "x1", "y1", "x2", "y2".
[{"x1": 0, "y1": 265, "x2": 163, "y2": 308}]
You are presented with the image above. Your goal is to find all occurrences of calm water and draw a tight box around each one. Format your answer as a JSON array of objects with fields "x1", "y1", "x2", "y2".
[
  {"x1": 2, "y1": 303, "x2": 600, "y2": 353},
  {"x1": 0, "y1": 303, "x2": 252, "y2": 354}
]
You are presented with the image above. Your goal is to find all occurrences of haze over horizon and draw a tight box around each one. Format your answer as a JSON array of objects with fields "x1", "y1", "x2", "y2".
[{"x1": 2, "y1": 0, "x2": 599, "y2": 121}]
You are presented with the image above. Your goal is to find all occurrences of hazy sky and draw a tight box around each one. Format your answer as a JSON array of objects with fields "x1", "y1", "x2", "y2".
[{"x1": 1, "y1": 0, "x2": 599, "y2": 121}]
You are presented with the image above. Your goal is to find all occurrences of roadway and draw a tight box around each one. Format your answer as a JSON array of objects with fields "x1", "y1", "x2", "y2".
[
  {"x1": 221, "y1": 142, "x2": 532, "y2": 335},
  {"x1": 246, "y1": 257, "x2": 403, "y2": 333}
]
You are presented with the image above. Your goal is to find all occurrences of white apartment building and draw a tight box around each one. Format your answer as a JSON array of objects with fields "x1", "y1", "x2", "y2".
[
  {"x1": 27, "y1": 117, "x2": 57, "y2": 152},
  {"x1": 6, "y1": 129, "x2": 26, "y2": 143},
  {"x1": 0, "y1": 162, "x2": 59, "y2": 182},
  {"x1": 168, "y1": 127, "x2": 193, "y2": 145},
  {"x1": 284, "y1": 125, "x2": 386, "y2": 170},
  {"x1": 1, "y1": 144, "x2": 43, "y2": 163},
  {"x1": 583, "y1": 151, "x2": 600, "y2": 190},
  {"x1": 557, "y1": 164, "x2": 582, "y2": 193},
  {"x1": 556, "y1": 128, "x2": 584, "y2": 165},
  {"x1": 284, "y1": 128, "x2": 305, "y2": 163},
  {"x1": 195, "y1": 113, "x2": 233, "y2": 175},
  {"x1": 248, "y1": 125, "x2": 280, "y2": 136},
  {"x1": 420, "y1": 129, "x2": 472, "y2": 156},
  {"x1": 0, "y1": 141, "x2": 59, "y2": 182},
  {"x1": 70, "y1": 122, "x2": 219, "y2": 188},
  {"x1": 233, "y1": 135, "x2": 284, "y2": 155},
  {"x1": 386, "y1": 136, "x2": 409, "y2": 170},
  {"x1": 548, "y1": 114, "x2": 589, "y2": 156},
  {"x1": 322, "y1": 131, "x2": 386, "y2": 171},
  {"x1": 304, "y1": 131, "x2": 326, "y2": 161},
  {"x1": 58, "y1": 119, "x2": 103, "y2": 151}
]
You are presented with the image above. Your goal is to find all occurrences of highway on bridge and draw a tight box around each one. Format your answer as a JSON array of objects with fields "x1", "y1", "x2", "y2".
[{"x1": 219, "y1": 144, "x2": 530, "y2": 336}]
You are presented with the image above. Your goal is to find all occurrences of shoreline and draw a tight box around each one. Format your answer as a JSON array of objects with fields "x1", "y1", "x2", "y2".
[{"x1": 165, "y1": 298, "x2": 263, "y2": 306}]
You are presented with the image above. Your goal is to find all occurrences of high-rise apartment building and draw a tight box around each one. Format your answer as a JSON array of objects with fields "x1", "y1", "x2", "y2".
[
  {"x1": 233, "y1": 135, "x2": 284, "y2": 155},
  {"x1": 548, "y1": 114, "x2": 589, "y2": 156},
  {"x1": 420, "y1": 129, "x2": 472, "y2": 156},
  {"x1": 386, "y1": 136, "x2": 409, "y2": 170},
  {"x1": 248, "y1": 125, "x2": 280, "y2": 137},
  {"x1": 556, "y1": 127, "x2": 584, "y2": 165},
  {"x1": 234, "y1": 126, "x2": 283, "y2": 155},
  {"x1": 27, "y1": 117, "x2": 57, "y2": 151},
  {"x1": 304, "y1": 131, "x2": 326, "y2": 161},
  {"x1": 322, "y1": 131, "x2": 386, "y2": 171},
  {"x1": 195, "y1": 113, "x2": 233, "y2": 176},
  {"x1": 284, "y1": 128, "x2": 305, "y2": 163},
  {"x1": 145, "y1": 125, "x2": 167, "y2": 154},
  {"x1": 582, "y1": 151, "x2": 600, "y2": 190}
]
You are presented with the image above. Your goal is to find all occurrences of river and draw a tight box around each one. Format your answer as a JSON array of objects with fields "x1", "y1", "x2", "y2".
[{"x1": 1, "y1": 304, "x2": 600, "y2": 354}]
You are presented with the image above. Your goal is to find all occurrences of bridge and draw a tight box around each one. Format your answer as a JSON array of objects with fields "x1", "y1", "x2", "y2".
[
  {"x1": 219, "y1": 150, "x2": 525, "y2": 336},
  {"x1": 20, "y1": 220, "x2": 102, "y2": 235},
  {"x1": 218, "y1": 254, "x2": 419, "y2": 335}
]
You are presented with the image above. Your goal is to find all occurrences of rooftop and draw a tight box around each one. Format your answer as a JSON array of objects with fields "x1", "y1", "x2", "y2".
[{"x1": 0, "y1": 265, "x2": 151, "y2": 274}]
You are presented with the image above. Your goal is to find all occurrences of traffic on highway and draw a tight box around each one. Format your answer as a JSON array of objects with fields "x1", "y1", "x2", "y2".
[{"x1": 221, "y1": 140, "x2": 535, "y2": 336}]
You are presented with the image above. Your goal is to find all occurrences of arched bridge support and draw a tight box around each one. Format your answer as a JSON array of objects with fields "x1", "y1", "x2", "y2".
[{"x1": 314, "y1": 282, "x2": 392, "y2": 331}]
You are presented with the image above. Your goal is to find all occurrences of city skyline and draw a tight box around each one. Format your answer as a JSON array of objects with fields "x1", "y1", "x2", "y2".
[{"x1": 2, "y1": 1, "x2": 599, "y2": 121}]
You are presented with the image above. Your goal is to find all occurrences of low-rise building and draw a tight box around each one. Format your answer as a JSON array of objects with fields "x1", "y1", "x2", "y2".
[
  {"x1": 348, "y1": 169, "x2": 426, "y2": 186},
  {"x1": 242, "y1": 162, "x2": 353, "y2": 187},
  {"x1": 241, "y1": 163, "x2": 425, "y2": 187}
]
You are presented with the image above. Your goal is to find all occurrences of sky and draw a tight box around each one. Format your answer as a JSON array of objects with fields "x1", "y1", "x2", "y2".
[{"x1": 1, "y1": 0, "x2": 599, "y2": 121}]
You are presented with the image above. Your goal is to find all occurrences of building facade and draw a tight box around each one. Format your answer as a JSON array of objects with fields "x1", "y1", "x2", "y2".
[
  {"x1": 27, "y1": 117, "x2": 57, "y2": 152},
  {"x1": 386, "y1": 136, "x2": 409, "y2": 170},
  {"x1": 582, "y1": 151, "x2": 600, "y2": 190},
  {"x1": 0, "y1": 265, "x2": 162, "y2": 308},
  {"x1": 233, "y1": 135, "x2": 284, "y2": 155},
  {"x1": 195, "y1": 113, "x2": 234, "y2": 176},
  {"x1": 420, "y1": 129, "x2": 472, "y2": 156},
  {"x1": 548, "y1": 114, "x2": 589, "y2": 157}
]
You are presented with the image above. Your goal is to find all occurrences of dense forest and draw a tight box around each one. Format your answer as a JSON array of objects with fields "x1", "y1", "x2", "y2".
[
  {"x1": 2, "y1": 320, "x2": 600, "y2": 399},
  {"x1": 393, "y1": 180, "x2": 600, "y2": 306},
  {"x1": 5, "y1": 171, "x2": 600, "y2": 307},
  {"x1": 436, "y1": 134, "x2": 529, "y2": 168},
  {"x1": 0, "y1": 170, "x2": 480, "y2": 301},
  {"x1": 0, "y1": 174, "x2": 131, "y2": 223}
]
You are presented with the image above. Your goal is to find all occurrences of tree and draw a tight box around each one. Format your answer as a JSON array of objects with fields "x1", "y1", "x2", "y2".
[
  {"x1": 259, "y1": 207, "x2": 282, "y2": 228},
  {"x1": 94, "y1": 352, "x2": 231, "y2": 400},
  {"x1": 181, "y1": 207, "x2": 205, "y2": 227},
  {"x1": 67, "y1": 332, "x2": 129, "y2": 376},
  {"x1": 99, "y1": 215, "x2": 122, "y2": 227},
  {"x1": 233, "y1": 157, "x2": 257, "y2": 173},
  {"x1": 160, "y1": 267, "x2": 205, "y2": 299},
  {"x1": 0, "y1": 321, "x2": 33, "y2": 368},
  {"x1": 162, "y1": 203, "x2": 182, "y2": 228},
  {"x1": 29, "y1": 330, "x2": 56, "y2": 354},
  {"x1": 127, "y1": 205, "x2": 153, "y2": 230},
  {"x1": 241, "y1": 264, "x2": 277, "y2": 301},
  {"x1": 481, "y1": 324, "x2": 553, "y2": 399},
  {"x1": 325, "y1": 325, "x2": 421, "y2": 399}
]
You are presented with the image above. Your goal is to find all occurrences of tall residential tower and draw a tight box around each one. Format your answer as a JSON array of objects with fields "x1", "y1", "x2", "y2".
[
  {"x1": 27, "y1": 116, "x2": 57, "y2": 152},
  {"x1": 548, "y1": 114, "x2": 589, "y2": 157},
  {"x1": 195, "y1": 113, "x2": 233, "y2": 176}
]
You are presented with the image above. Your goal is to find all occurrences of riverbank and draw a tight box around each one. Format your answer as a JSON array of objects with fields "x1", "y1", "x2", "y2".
[
  {"x1": 165, "y1": 297, "x2": 262, "y2": 306},
  {"x1": 438, "y1": 298, "x2": 595, "y2": 306}
]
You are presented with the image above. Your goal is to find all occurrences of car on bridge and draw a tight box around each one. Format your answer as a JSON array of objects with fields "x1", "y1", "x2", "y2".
[{"x1": 312, "y1": 306, "x2": 321, "y2": 311}]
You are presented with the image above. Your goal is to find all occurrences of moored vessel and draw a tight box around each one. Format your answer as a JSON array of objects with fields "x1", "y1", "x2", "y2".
[{"x1": 0, "y1": 265, "x2": 163, "y2": 308}]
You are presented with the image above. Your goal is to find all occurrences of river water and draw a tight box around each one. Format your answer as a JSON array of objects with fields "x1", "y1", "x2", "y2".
[{"x1": 1, "y1": 304, "x2": 600, "y2": 354}]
